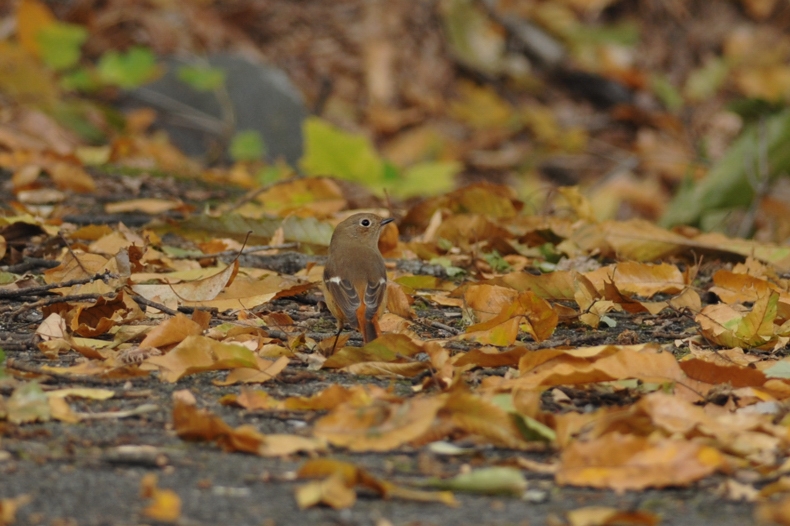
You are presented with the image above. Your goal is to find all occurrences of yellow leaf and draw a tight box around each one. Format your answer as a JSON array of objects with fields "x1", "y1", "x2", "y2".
[{"x1": 16, "y1": 0, "x2": 57, "y2": 57}]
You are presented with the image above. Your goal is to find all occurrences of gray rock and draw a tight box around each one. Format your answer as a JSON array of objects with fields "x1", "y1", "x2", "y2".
[{"x1": 130, "y1": 54, "x2": 306, "y2": 166}]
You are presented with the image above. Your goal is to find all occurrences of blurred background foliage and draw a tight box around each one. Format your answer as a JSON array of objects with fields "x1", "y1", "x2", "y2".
[{"x1": 2, "y1": 0, "x2": 790, "y2": 242}]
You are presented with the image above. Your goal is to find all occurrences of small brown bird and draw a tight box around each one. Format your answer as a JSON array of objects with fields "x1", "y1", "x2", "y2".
[{"x1": 322, "y1": 213, "x2": 393, "y2": 346}]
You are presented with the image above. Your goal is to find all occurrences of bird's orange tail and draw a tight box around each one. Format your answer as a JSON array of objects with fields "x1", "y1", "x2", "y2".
[{"x1": 356, "y1": 307, "x2": 381, "y2": 344}]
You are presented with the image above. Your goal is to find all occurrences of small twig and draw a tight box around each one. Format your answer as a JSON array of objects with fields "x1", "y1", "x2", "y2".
[
  {"x1": 0, "y1": 272, "x2": 118, "y2": 299},
  {"x1": 1, "y1": 257, "x2": 60, "y2": 273},
  {"x1": 126, "y1": 293, "x2": 180, "y2": 316},
  {"x1": 6, "y1": 358, "x2": 151, "y2": 385},
  {"x1": 421, "y1": 320, "x2": 461, "y2": 336},
  {"x1": 170, "y1": 243, "x2": 298, "y2": 260},
  {"x1": 75, "y1": 404, "x2": 160, "y2": 420},
  {"x1": 12, "y1": 293, "x2": 105, "y2": 319},
  {"x1": 131, "y1": 87, "x2": 226, "y2": 135}
]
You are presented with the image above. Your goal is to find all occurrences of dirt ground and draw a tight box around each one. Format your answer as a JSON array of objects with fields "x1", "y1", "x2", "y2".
[
  {"x1": 0, "y1": 368, "x2": 756, "y2": 526},
  {"x1": 0, "y1": 170, "x2": 760, "y2": 525}
]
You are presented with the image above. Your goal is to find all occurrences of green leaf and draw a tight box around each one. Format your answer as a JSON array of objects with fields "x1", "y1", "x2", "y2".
[
  {"x1": 177, "y1": 64, "x2": 226, "y2": 92},
  {"x1": 300, "y1": 117, "x2": 384, "y2": 186},
  {"x1": 60, "y1": 66, "x2": 100, "y2": 92},
  {"x1": 52, "y1": 100, "x2": 106, "y2": 143},
  {"x1": 229, "y1": 130, "x2": 266, "y2": 162},
  {"x1": 255, "y1": 165, "x2": 283, "y2": 186},
  {"x1": 392, "y1": 161, "x2": 460, "y2": 198},
  {"x1": 651, "y1": 74, "x2": 683, "y2": 112},
  {"x1": 36, "y1": 22, "x2": 87, "y2": 71},
  {"x1": 482, "y1": 250, "x2": 511, "y2": 273},
  {"x1": 684, "y1": 57, "x2": 729, "y2": 102},
  {"x1": 97, "y1": 46, "x2": 158, "y2": 89},
  {"x1": 513, "y1": 414, "x2": 556, "y2": 443},
  {"x1": 765, "y1": 361, "x2": 790, "y2": 379},
  {"x1": 8, "y1": 382, "x2": 50, "y2": 424},
  {"x1": 661, "y1": 108, "x2": 790, "y2": 228},
  {"x1": 430, "y1": 257, "x2": 465, "y2": 277},
  {"x1": 421, "y1": 467, "x2": 527, "y2": 496},
  {"x1": 571, "y1": 22, "x2": 640, "y2": 46}
]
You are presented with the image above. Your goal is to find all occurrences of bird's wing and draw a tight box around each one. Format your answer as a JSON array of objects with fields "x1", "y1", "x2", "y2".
[
  {"x1": 356, "y1": 277, "x2": 387, "y2": 342},
  {"x1": 324, "y1": 276, "x2": 361, "y2": 327},
  {"x1": 363, "y1": 277, "x2": 387, "y2": 322}
]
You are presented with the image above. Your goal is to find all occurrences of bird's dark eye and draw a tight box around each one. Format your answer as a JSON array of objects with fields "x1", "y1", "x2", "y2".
[{"x1": 360, "y1": 219, "x2": 371, "y2": 227}]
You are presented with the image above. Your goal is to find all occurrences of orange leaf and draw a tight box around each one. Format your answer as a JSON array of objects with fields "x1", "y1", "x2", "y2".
[
  {"x1": 314, "y1": 395, "x2": 446, "y2": 452},
  {"x1": 556, "y1": 433, "x2": 724, "y2": 491}
]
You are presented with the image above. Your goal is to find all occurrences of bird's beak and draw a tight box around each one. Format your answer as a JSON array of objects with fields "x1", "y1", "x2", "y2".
[{"x1": 381, "y1": 217, "x2": 394, "y2": 226}]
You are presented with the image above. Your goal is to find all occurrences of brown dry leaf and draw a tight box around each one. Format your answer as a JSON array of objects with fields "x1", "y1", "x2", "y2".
[
  {"x1": 696, "y1": 292, "x2": 779, "y2": 349},
  {"x1": 434, "y1": 213, "x2": 512, "y2": 249},
  {"x1": 105, "y1": 198, "x2": 187, "y2": 215},
  {"x1": 341, "y1": 360, "x2": 430, "y2": 378},
  {"x1": 131, "y1": 260, "x2": 239, "y2": 307},
  {"x1": 510, "y1": 345, "x2": 695, "y2": 394},
  {"x1": 140, "y1": 473, "x2": 181, "y2": 523},
  {"x1": 314, "y1": 395, "x2": 447, "y2": 452},
  {"x1": 139, "y1": 313, "x2": 204, "y2": 349},
  {"x1": 556, "y1": 433, "x2": 724, "y2": 492},
  {"x1": 558, "y1": 186, "x2": 597, "y2": 223},
  {"x1": 257, "y1": 434, "x2": 328, "y2": 457},
  {"x1": 584, "y1": 261, "x2": 687, "y2": 298},
  {"x1": 172, "y1": 394, "x2": 323, "y2": 456},
  {"x1": 48, "y1": 162, "x2": 95, "y2": 192},
  {"x1": 323, "y1": 333, "x2": 424, "y2": 369},
  {"x1": 50, "y1": 396, "x2": 79, "y2": 423},
  {"x1": 463, "y1": 284, "x2": 519, "y2": 323},
  {"x1": 145, "y1": 335, "x2": 259, "y2": 382},
  {"x1": 225, "y1": 389, "x2": 284, "y2": 410},
  {"x1": 449, "y1": 83, "x2": 515, "y2": 131},
  {"x1": 692, "y1": 233, "x2": 790, "y2": 272},
  {"x1": 739, "y1": 0, "x2": 779, "y2": 19},
  {"x1": 440, "y1": 389, "x2": 528, "y2": 449},
  {"x1": 215, "y1": 355, "x2": 289, "y2": 385},
  {"x1": 462, "y1": 288, "x2": 557, "y2": 345},
  {"x1": 578, "y1": 392, "x2": 784, "y2": 463},
  {"x1": 566, "y1": 506, "x2": 661, "y2": 526},
  {"x1": 0, "y1": 494, "x2": 32, "y2": 525},
  {"x1": 296, "y1": 458, "x2": 457, "y2": 508},
  {"x1": 295, "y1": 472, "x2": 357, "y2": 510},
  {"x1": 710, "y1": 269, "x2": 790, "y2": 322},
  {"x1": 16, "y1": 0, "x2": 57, "y2": 58},
  {"x1": 600, "y1": 219, "x2": 688, "y2": 261},
  {"x1": 36, "y1": 312, "x2": 67, "y2": 341},
  {"x1": 495, "y1": 270, "x2": 578, "y2": 301},
  {"x1": 280, "y1": 384, "x2": 394, "y2": 411},
  {"x1": 639, "y1": 287, "x2": 702, "y2": 316},
  {"x1": 44, "y1": 250, "x2": 114, "y2": 288},
  {"x1": 756, "y1": 496, "x2": 790, "y2": 525},
  {"x1": 47, "y1": 389, "x2": 111, "y2": 422},
  {"x1": 69, "y1": 291, "x2": 145, "y2": 337},
  {"x1": 187, "y1": 274, "x2": 311, "y2": 311},
  {"x1": 41, "y1": 360, "x2": 150, "y2": 380},
  {"x1": 6, "y1": 382, "x2": 50, "y2": 424},
  {"x1": 679, "y1": 358, "x2": 767, "y2": 388},
  {"x1": 386, "y1": 281, "x2": 415, "y2": 319},
  {"x1": 453, "y1": 346, "x2": 528, "y2": 368},
  {"x1": 237, "y1": 389, "x2": 354, "y2": 413}
]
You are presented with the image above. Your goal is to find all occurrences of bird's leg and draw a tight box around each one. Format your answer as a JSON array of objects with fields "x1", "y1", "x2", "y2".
[{"x1": 329, "y1": 323, "x2": 344, "y2": 355}]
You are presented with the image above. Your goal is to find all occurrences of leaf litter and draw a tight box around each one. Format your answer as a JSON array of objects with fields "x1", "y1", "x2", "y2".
[{"x1": 4, "y1": 0, "x2": 790, "y2": 524}]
